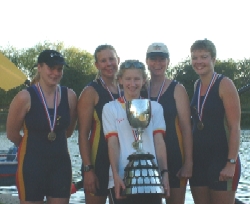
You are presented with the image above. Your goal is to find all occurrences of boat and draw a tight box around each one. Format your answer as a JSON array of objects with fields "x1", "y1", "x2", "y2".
[{"x1": 0, "y1": 145, "x2": 18, "y2": 186}]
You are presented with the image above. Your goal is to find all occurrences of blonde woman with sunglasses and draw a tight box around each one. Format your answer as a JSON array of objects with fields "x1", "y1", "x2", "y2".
[{"x1": 102, "y1": 60, "x2": 170, "y2": 204}]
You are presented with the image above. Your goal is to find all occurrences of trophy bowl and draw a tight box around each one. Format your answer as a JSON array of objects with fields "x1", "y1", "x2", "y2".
[
  {"x1": 126, "y1": 99, "x2": 151, "y2": 153},
  {"x1": 122, "y1": 99, "x2": 165, "y2": 196},
  {"x1": 126, "y1": 99, "x2": 151, "y2": 129}
]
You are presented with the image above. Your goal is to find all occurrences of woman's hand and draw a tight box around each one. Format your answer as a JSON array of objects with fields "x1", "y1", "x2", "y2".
[
  {"x1": 219, "y1": 163, "x2": 235, "y2": 181},
  {"x1": 162, "y1": 172, "x2": 170, "y2": 198},
  {"x1": 176, "y1": 162, "x2": 193, "y2": 179},
  {"x1": 113, "y1": 174, "x2": 126, "y2": 199},
  {"x1": 83, "y1": 170, "x2": 99, "y2": 194}
]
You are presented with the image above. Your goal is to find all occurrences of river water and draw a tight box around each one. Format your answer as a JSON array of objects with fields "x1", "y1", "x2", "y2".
[{"x1": 0, "y1": 130, "x2": 250, "y2": 204}]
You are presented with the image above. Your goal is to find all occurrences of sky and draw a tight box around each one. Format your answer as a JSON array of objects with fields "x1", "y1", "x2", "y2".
[{"x1": 1, "y1": 0, "x2": 249, "y2": 67}]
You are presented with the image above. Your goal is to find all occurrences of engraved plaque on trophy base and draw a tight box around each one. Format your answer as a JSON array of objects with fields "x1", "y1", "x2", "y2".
[{"x1": 121, "y1": 153, "x2": 164, "y2": 196}]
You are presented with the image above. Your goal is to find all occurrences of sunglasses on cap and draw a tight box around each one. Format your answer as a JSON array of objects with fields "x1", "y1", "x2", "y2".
[
  {"x1": 120, "y1": 60, "x2": 145, "y2": 70},
  {"x1": 50, "y1": 53, "x2": 63, "y2": 58}
]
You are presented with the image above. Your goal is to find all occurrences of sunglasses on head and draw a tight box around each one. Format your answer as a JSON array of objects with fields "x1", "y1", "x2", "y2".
[
  {"x1": 50, "y1": 53, "x2": 63, "y2": 58},
  {"x1": 120, "y1": 61, "x2": 145, "y2": 70}
]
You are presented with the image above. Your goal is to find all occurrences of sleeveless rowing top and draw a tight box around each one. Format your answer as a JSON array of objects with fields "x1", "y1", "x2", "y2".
[
  {"x1": 141, "y1": 80, "x2": 185, "y2": 184},
  {"x1": 151, "y1": 80, "x2": 185, "y2": 172},
  {"x1": 190, "y1": 75, "x2": 228, "y2": 162},
  {"x1": 22, "y1": 85, "x2": 70, "y2": 157},
  {"x1": 84, "y1": 79, "x2": 119, "y2": 194}
]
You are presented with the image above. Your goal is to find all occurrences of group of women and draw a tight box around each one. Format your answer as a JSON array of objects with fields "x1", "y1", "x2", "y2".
[{"x1": 6, "y1": 39, "x2": 241, "y2": 204}]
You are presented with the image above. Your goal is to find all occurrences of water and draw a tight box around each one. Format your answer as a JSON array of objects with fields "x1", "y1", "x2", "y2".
[{"x1": 0, "y1": 130, "x2": 250, "y2": 204}]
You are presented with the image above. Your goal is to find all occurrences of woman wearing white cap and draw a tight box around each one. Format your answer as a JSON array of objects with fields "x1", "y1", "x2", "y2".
[{"x1": 143, "y1": 43, "x2": 193, "y2": 204}]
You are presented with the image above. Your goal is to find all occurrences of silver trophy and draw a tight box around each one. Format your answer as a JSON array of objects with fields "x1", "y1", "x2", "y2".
[
  {"x1": 122, "y1": 99, "x2": 165, "y2": 196},
  {"x1": 126, "y1": 99, "x2": 151, "y2": 153}
]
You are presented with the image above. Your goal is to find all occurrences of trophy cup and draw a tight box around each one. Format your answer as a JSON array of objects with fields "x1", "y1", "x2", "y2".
[{"x1": 121, "y1": 99, "x2": 165, "y2": 195}]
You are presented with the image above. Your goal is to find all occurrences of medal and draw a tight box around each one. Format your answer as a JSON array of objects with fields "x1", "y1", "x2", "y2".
[
  {"x1": 37, "y1": 83, "x2": 59, "y2": 142},
  {"x1": 196, "y1": 73, "x2": 217, "y2": 131},
  {"x1": 48, "y1": 132, "x2": 56, "y2": 141},
  {"x1": 131, "y1": 129, "x2": 140, "y2": 151},
  {"x1": 197, "y1": 121, "x2": 204, "y2": 130},
  {"x1": 132, "y1": 141, "x2": 139, "y2": 150}
]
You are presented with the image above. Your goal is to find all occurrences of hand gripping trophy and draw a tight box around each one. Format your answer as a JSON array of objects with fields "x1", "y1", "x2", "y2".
[{"x1": 121, "y1": 99, "x2": 165, "y2": 195}]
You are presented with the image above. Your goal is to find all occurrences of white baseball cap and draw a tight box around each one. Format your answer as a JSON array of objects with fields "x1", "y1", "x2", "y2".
[{"x1": 146, "y1": 43, "x2": 169, "y2": 58}]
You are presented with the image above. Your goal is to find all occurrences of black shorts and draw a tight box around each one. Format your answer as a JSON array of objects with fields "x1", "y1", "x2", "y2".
[
  {"x1": 189, "y1": 157, "x2": 241, "y2": 191},
  {"x1": 17, "y1": 153, "x2": 72, "y2": 201}
]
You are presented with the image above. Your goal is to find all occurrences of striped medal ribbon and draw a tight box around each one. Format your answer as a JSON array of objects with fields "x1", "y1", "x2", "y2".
[
  {"x1": 37, "y1": 83, "x2": 59, "y2": 141},
  {"x1": 148, "y1": 78, "x2": 166, "y2": 102},
  {"x1": 99, "y1": 77, "x2": 121, "y2": 100},
  {"x1": 197, "y1": 72, "x2": 217, "y2": 130}
]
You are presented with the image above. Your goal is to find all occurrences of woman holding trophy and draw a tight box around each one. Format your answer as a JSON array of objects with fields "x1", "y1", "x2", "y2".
[{"x1": 102, "y1": 60, "x2": 170, "y2": 204}]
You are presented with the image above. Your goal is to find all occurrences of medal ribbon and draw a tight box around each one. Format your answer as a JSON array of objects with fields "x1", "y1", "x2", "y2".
[
  {"x1": 132, "y1": 130, "x2": 139, "y2": 141},
  {"x1": 197, "y1": 72, "x2": 217, "y2": 121},
  {"x1": 148, "y1": 78, "x2": 166, "y2": 102},
  {"x1": 37, "y1": 83, "x2": 58, "y2": 133},
  {"x1": 99, "y1": 77, "x2": 121, "y2": 100}
]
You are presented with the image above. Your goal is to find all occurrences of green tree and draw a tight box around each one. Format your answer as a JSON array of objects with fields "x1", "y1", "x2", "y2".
[
  {"x1": 167, "y1": 58, "x2": 198, "y2": 99},
  {"x1": 236, "y1": 59, "x2": 250, "y2": 128},
  {"x1": 60, "y1": 46, "x2": 97, "y2": 96},
  {"x1": 167, "y1": 57, "x2": 250, "y2": 128},
  {"x1": 0, "y1": 41, "x2": 97, "y2": 108}
]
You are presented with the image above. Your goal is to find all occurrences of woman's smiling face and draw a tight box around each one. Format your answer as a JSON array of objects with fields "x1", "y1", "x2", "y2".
[
  {"x1": 191, "y1": 49, "x2": 216, "y2": 76},
  {"x1": 119, "y1": 68, "x2": 145, "y2": 101}
]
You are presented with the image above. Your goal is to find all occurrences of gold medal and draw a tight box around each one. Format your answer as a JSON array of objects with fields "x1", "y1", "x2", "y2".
[
  {"x1": 132, "y1": 141, "x2": 139, "y2": 150},
  {"x1": 196, "y1": 73, "x2": 217, "y2": 131},
  {"x1": 197, "y1": 121, "x2": 204, "y2": 130},
  {"x1": 48, "y1": 132, "x2": 56, "y2": 141},
  {"x1": 37, "y1": 83, "x2": 59, "y2": 142}
]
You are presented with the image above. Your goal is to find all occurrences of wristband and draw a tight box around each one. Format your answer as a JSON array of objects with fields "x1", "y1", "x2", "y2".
[
  {"x1": 83, "y1": 165, "x2": 94, "y2": 172},
  {"x1": 161, "y1": 169, "x2": 168, "y2": 176}
]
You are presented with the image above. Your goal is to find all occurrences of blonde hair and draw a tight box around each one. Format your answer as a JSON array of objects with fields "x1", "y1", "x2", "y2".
[
  {"x1": 30, "y1": 63, "x2": 40, "y2": 85},
  {"x1": 190, "y1": 39, "x2": 217, "y2": 58},
  {"x1": 30, "y1": 72, "x2": 40, "y2": 85},
  {"x1": 94, "y1": 44, "x2": 119, "y2": 80},
  {"x1": 116, "y1": 60, "x2": 149, "y2": 92}
]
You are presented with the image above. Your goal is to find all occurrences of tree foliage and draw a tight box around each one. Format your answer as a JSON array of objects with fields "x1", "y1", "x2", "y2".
[
  {"x1": 167, "y1": 58, "x2": 197, "y2": 99},
  {"x1": 0, "y1": 42, "x2": 250, "y2": 126},
  {"x1": 167, "y1": 58, "x2": 250, "y2": 128},
  {"x1": 0, "y1": 41, "x2": 97, "y2": 108}
]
